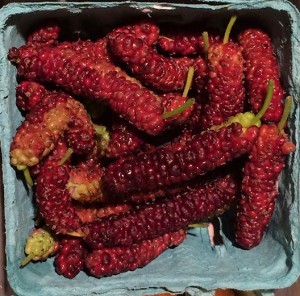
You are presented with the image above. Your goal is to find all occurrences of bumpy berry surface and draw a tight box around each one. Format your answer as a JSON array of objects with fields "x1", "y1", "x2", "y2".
[
  {"x1": 22, "y1": 228, "x2": 59, "y2": 265},
  {"x1": 28, "y1": 139, "x2": 69, "y2": 180},
  {"x1": 106, "y1": 120, "x2": 144, "y2": 159},
  {"x1": 107, "y1": 23, "x2": 193, "y2": 92},
  {"x1": 35, "y1": 144, "x2": 81, "y2": 234},
  {"x1": 55, "y1": 238, "x2": 86, "y2": 279},
  {"x1": 74, "y1": 203, "x2": 133, "y2": 224},
  {"x1": 157, "y1": 33, "x2": 220, "y2": 56},
  {"x1": 103, "y1": 123, "x2": 258, "y2": 195},
  {"x1": 161, "y1": 93, "x2": 194, "y2": 126},
  {"x1": 15, "y1": 82, "x2": 97, "y2": 156},
  {"x1": 85, "y1": 229, "x2": 186, "y2": 278},
  {"x1": 83, "y1": 173, "x2": 238, "y2": 248},
  {"x1": 26, "y1": 23, "x2": 60, "y2": 47},
  {"x1": 238, "y1": 29, "x2": 284, "y2": 123},
  {"x1": 9, "y1": 44, "x2": 166, "y2": 135},
  {"x1": 63, "y1": 99, "x2": 97, "y2": 155},
  {"x1": 193, "y1": 57, "x2": 209, "y2": 97},
  {"x1": 235, "y1": 124, "x2": 295, "y2": 249},
  {"x1": 16, "y1": 81, "x2": 48, "y2": 112},
  {"x1": 55, "y1": 38, "x2": 112, "y2": 63},
  {"x1": 67, "y1": 158, "x2": 105, "y2": 203},
  {"x1": 10, "y1": 93, "x2": 72, "y2": 168},
  {"x1": 108, "y1": 21, "x2": 159, "y2": 47},
  {"x1": 201, "y1": 41, "x2": 245, "y2": 129},
  {"x1": 10, "y1": 91, "x2": 96, "y2": 168}
]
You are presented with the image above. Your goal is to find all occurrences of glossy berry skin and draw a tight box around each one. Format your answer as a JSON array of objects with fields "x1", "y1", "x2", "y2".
[
  {"x1": 10, "y1": 91, "x2": 96, "y2": 168},
  {"x1": 35, "y1": 144, "x2": 81, "y2": 234},
  {"x1": 235, "y1": 124, "x2": 296, "y2": 249},
  {"x1": 103, "y1": 123, "x2": 259, "y2": 195},
  {"x1": 157, "y1": 33, "x2": 220, "y2": 56},
  {"x1": 193, "y1": 57, "x2": 209, "y2": 97},
  {"x1": 238, "y1": 29, "x2": 284, "y2": 123},
  {"x1": 55, "y1": 38, "x2": 112, "y2": 64},
  {"x1": 107, "y1": 23, "x2": 193, "y2": 92},
  {"x1": 26, "y1": 23, "x2": 60, "y2": 47},
  {"x1": 201, "y1": 41, "x2": 245, "y2": 129},
  {"x1": 16, "y1": 81, "x2": 140, "y2": 160},
  {"x1": 85, "y1": 229, "x2": 186, "y2": 278},
  {"x1": 107, "y1": 21, "x2": 159, "y2": 47},
  {"x1": 105, "y1": 120, "x2": 145, "y2": 159},
  {"x1": 74, "y1": 203, "x2": 133, "y2": 224},
  {"x1": 54, "y1": 238, "x2": 86, "y2": 279},
  {"x1": 28, "y1": 139, "x2": 69, "y2": 181},
  {"x1": 67, "y1": 158, "x2": 105, "y2": 203},
  {"x1": 10, "y1": 92, "x2": 72, "y2": 168},
  {"x1": 83, "y1": 173, "x2": 238, "y2": 248},
  {"x1": 161, "y1": 93, "x2": 195, "y2": 126},
  {"x1": 16, "y1": 81, "x2": 48, "y2": 112},
  {"x1": 9, "y1": 43, "x2": 166, "y2": 135}
]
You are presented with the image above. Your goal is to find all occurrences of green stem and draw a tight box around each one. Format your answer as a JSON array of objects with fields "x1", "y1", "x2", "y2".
[
  {"x1": 20, "y1": 253, "x2": 35, "y2": 267},
  {"x1": 250, "y1": 79, "x2": 274, "y2": 126},
  {"x1": 93, "y1": 124, "x2": 107, "y2": 136},
  {"x1": 182, "y1": 66, "x2": 195, "y2": 98},
  {"x1": 188, "y1": 223, "x2": 208, "y2": 228},
  {"x1": 202, "y1": 31, "x2": 209, "y2": 58},
  {"x1": 159, "y1": 35, "x2": 174, "y2": 42},
  {"x1": 278, "y1": 96, "x2": 292, "y2": 133},
  {"x1": 223, "y1": 15, "x2": 237, "y2": 44},
  {"x1": 162, "y1": 98, "x2": 195, "y2": 119},
  {"x1": 23, "y1": 167, "x2": 33, "y2": 187},
  {"x1": 66, "y1": 230, "x2": 85, "y2": 237},
  {"x1": 58, "y1": 148, "x2": 73, "y2": 166}
]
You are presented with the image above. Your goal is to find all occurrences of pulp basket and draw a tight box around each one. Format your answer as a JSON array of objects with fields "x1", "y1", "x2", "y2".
[{"x1": 0, "y1": 1, "x2": 299, "y2": 295}]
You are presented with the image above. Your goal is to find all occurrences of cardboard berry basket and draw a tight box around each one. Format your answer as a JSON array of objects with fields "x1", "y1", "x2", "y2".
[{"x1": 0, "y1": 1, "x2": 299, "y2": 295}]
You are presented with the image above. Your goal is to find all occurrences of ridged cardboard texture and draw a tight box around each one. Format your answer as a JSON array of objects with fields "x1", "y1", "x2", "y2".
[{"x1": 0, "y1": 1, "x2": 299, "y2": 295}]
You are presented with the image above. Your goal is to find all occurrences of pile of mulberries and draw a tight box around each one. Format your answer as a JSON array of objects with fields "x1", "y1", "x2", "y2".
[{"x1": 9, "y1": 16, "x2": 295, "y2": 280}]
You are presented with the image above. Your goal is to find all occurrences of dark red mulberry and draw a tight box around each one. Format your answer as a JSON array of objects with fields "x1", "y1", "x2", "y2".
[
  {"x1": 157, "y1": 32, "x2": 220, "y2": 56},
  {"x1": 35, "y1": 143, "x2": 81, "y2": 234},
  {"x1": 235, "y1": 115, "x2": 295, "y2": 249},
  {"x1": 85, "y1": 229, "x2": 186, "y2": 278},
  {"x1": 103, "y1": 122, "x2": 258, "y2": 195},
  {"x1": 200, "y1": 17, "x2": 245, "y2": 129},
  {"x1": 238, "y1": 28, "x2": 284, "y2": 123},
  {"x1": 26, "y1": 23, "x2": 60, "y2": 47},
  {"x1": 107, "y1": 22, "x2": 194, "y2": 92},
  {"x1": 9, "y1": 43, "x2": 166, "y2": 135},
  {"x1": 83, "y1": 173, "x2": 238, "y2": 248},
  {"x1": 54, "y1": 237, "x2": 86, "y2": 279},
  {"x1": 67, "y1": 158, "x2": 105, "y2": 203},
  {"x1": 16, "y1": 81, "x2": 48, "y2": 112}
]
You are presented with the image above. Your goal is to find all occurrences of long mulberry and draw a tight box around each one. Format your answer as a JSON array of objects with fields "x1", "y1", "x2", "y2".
[
  {"x1": 9, "y1": 42, "x2": 166, "y2": 135},
  {"x1": 85, "y1": 229, "x2": 186, "y2": 278},
  {"x1": 107, "y1": 22, "x2": 194, "y2": 92},
  {"x1": 10, "y1": 91, "x2": 96, "y2": 169},
  {"x1": 157, "y1": 32, "x2": 220, "y2": 56},
  {"x1": 201, "y1": 16, "x2": 245, "y2": 129},
  {"x1": 235, "y1": 98, "x2": 296, "y2": 249},
  {"x1": 103, "y1": 122, "x2": 258, "y2": 195},
  {"x1": 35, "y1": 141, "x2": 81, "y2": 234},
  {"x1": 74, "y1": 203, "x2": 133, "y2": 224},
  {"x1": 238, "y1": 28, "x2": 284, "y2": 123},
  {"x1": 83, "y1": 173, "x2": 238, "y2": 248}
]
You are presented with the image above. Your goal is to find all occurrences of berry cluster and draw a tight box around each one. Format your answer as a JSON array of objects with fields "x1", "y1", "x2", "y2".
[{"x1": 9, "y1": 17, "x2": 295, "y2": 279}]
